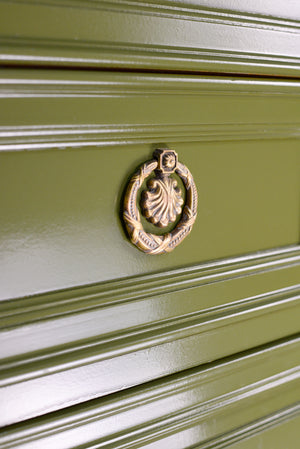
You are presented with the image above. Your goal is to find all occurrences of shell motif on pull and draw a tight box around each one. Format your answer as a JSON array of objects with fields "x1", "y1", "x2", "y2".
[
  {"x1": 123, "y1": 149, "x2": 198, "y2": 255},
  {"x1": 141, "y1": 175, "x2": 184, "y2": 228}
]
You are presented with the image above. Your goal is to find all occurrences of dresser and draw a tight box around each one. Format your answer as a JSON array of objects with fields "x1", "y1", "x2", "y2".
[{"x1": 0, "y1": 1, "x2": 300, "y2": 448}]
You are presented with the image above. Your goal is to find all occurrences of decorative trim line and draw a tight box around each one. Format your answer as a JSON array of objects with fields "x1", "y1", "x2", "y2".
[
  {"x1": 0, "y1": 246, "x2": 299, "y2": 384},
  {"x1": 1, "y1": 1, "x2": 300, "y2": 75},
  {"x1": 1, "y1": 285, "x2": 299, "y2": 387},
  {"x1": 0, "y1": 337, "x2": 299, "y2": 448},
  {"x1": 0, "y1": 123, "x2": 300, "y2": 151},
  {"x1": 199, "y1": 404, "x2": 300, "y2": 449},
  {"x1": 1, "y1": 73, "x2": 300, "y2": 99},
  {"x1": 8, "y1": 0, "x2": 300, "y2": 33},
  {"x1": 0, "y1": 246, "x2": 299, "y2": 426},
  {"x1": 1, "y1": 245, "x2": 299, "y2": 326},
  {"x1": 1, "y1": 42, "x2": 300, "y2": 76}
]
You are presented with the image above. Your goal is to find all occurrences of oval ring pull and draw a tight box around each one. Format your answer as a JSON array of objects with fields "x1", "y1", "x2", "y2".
[{"x1": 123, "y1": 149, "x2": 198, "y2": 255}]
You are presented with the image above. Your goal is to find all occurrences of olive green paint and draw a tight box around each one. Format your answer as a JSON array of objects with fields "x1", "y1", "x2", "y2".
[
  {"x1": 1, "y1": 70, "x2": 300, "y2": 300},
  {"x1": 0, "y1": 337, "x2": 299, "y2": 448},
  {"x1": 0, "y1": 0, "x2": 300, "y2": 76},
  {"x1": 0, "y1": 1, "x2": 300, "y2": 447}
]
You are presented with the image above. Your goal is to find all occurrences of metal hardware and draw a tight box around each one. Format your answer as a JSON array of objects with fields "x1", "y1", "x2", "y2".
[{"x1": 123, "y1": 149, "x2": 197, "y2": 255}]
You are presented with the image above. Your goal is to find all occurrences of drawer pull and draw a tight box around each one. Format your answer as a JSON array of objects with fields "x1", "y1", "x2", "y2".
[{"x1": 123, "y1": 149, "x2": 197, "y2": 255}]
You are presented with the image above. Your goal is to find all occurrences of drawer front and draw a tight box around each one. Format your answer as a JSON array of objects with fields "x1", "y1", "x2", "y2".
[
  {"x1": 1, "y1": 70, "x2": 300, "y2": 298},
  {"x1": 1, "y1": 2, "x2": 300, "y2": 443},
  {"x1": 0, "y1": 68, "x2": 300, "y2": 431}
]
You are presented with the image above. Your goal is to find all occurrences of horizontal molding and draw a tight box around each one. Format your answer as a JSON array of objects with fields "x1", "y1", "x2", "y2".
[
  {"x1": 0, "y1": 246, "x2": 299, "y2": 425},
  {"x1": 1, "y1": 68, "x2": 300, "y2": 152},
  {"x1": 1, "y1": 1, "x2": 300, "y2": 76},
  {"x1": 10, "y1": 0, "x2": 300, "y2": 32},
  {"x1": 0, "y1": 337, "x2": 299, "y2": 448},
  {"x1": 199, "y1": 406, "x2": 300, "y2": 449},
  {"x1": 2, "y1": 72, "x2": 300, "y2": 98},
  {"x1": 2, "y1": 41, "x2": 300, "y2": 78},
  {"x1": 1, "y1": 245, "x2": 299, "y2": 326},
  {"x1": 0, "y1": 122, "x2": 300, "y2": 151},
  {"x1": 1, "y1": 285, "x2": 299, "y2": 383}
]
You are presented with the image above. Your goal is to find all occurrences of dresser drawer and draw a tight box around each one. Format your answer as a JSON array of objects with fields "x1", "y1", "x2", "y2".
[
  {"x1": 0, "y1": 68, "x2": 300, "y2": 426},
  {"x1": 1, "y1": 69, "x2": 300, "y2": 298}
]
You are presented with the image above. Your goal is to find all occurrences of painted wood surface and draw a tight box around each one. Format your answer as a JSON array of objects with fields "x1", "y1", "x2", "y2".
[
  {"x1": 0, "y1": 2, "x2": 300, "y2": 447},
  {"x1": 0, "y1": 337, "x2": 299, "y2": 448},
  {"x1": 1, "y1": 246, "x2": 299, "y2": 425},
  {"x1": 0, "y1": 1, "x2": 300, "y2": 76},
  {"x1": 0, "y1": 69, "x2": 300, "y2": 300}
]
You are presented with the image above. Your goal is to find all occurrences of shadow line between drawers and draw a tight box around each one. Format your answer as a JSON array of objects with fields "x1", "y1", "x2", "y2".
[{"x1": 0, "y1": 337, "x2": 299, "y2": 448}]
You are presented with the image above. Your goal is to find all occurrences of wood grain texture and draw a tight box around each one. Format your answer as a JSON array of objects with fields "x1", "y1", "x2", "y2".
[
  {"x1": 0, "y1": 1, "x2": 300, "y2": 76},
  {"x1": 0, "y1": 337, "x2": 299, "y2": 448}
]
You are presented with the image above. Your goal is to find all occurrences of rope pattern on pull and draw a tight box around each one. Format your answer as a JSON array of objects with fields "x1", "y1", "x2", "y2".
[{"x1": 123, "y1": 155, "x2": 197, "y2": 255}]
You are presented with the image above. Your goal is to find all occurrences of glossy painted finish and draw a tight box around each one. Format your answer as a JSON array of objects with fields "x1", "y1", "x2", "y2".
[
  {"x1": 1, "y1": 70, "x2": 300, "y2": 300},
  {"x1": 227, "y1": 414, "x2": 300, "y2": 449},
  {"x1": 1, "y1": 1, "x2": 300, "y2": 447},
  {"x1": 1, "y1": 247, "x2": 299, "y2": 425},
  {"x1": 0, "y1": 1, "x2": 300, "y2": 76},
  {"x1": 0, "y1": 337, "x2": 299, "y2": 448}
]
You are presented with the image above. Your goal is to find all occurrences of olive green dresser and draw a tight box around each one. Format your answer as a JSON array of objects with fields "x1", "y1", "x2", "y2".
[{"x1": 0, "y1": 1, "x2": 300, "y2": 448}]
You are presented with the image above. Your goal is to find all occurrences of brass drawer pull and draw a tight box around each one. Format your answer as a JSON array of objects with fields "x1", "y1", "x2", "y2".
[{"x1": 123, "y1": 149, "x2": 197, "y2": 255}]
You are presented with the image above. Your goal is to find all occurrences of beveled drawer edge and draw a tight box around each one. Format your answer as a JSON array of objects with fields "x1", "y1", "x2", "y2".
[
  {"x1": 1, "y1": 0, "x2": 300, "y2": 76},
  {"x1": 0, "y1": 337, "x2": 299, "y2": 448},
  {"x1": 1, "y1": 244, "x2": 299, "y2": 324},
  {"x1": 1, "y1": 284, "x2": 299, "y2": 382},
  {"x1": 0, "y1": 123, "x2": 300, "y2": 152},
  {"x1": 10, "y1": 0, "x2": 300, "y2": 32}
]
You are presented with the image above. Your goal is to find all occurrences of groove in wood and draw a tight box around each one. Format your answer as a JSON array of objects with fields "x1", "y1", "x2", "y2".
[
  {"x1": 0, "y1": 337, "x2": 299, "y2": 447},
  {"x1": 1, "y1": 1, "x2": 300, "y2": 75}
]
